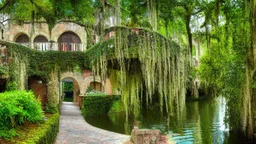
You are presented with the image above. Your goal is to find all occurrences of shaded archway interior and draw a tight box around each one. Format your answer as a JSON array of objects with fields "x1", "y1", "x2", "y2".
[
  {"x1": 15, "y1": 34, "x2": 29, "y2": 43},
  {"x1": 61, "y1": 77, "x2": 80, "y2": 103},
  {"x1": 34, "y1": 35, "x2": 48, "y2": 42}
]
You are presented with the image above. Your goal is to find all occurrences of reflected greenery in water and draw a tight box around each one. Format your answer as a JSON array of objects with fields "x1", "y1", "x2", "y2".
[{"x1": 85, "y1": 97, "x2": 248, "y2": 144}]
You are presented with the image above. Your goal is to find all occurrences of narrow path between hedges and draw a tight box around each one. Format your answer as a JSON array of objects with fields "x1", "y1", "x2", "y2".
[{"x1": 55, "y1": 102, "x2": 131, "y2": 144}]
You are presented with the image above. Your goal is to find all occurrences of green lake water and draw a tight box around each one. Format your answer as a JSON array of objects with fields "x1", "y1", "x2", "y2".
[{"x1": 85, "y1": 97, "x2": 251, "y2": 144}]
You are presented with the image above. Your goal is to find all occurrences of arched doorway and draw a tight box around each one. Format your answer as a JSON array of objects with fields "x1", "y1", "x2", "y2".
[
  {"x1": 90, "y1": 81, "x2": 104, "y2": 92},
  {"x1": 28, "y1": 76, "x2": 47, "y2": 109},
  {"x1": 61, "y1": 77, "x2": 80, "y2": 103},
  {"x1": 57, "y1": 32, "x2": 81, "y2": 51},
  {"x1": 34, "y1": 35, "x2": 48, "y2": 51},
  {"x1": 15, "y1": 33, "x2": 29, "y2": 46}
]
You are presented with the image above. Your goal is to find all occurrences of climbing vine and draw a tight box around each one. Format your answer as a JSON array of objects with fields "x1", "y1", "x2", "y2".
[{"x1": 0, "y1": 40, "x2": 87, "y2": 112}]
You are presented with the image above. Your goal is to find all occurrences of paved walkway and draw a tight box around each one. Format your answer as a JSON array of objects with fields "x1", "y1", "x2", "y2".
[{"x1": 55, "y1": 102, "x2": 131, "y2": 144}]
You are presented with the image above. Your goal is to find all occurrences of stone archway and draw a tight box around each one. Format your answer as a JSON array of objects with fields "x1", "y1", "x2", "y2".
[
  {"x1": 61, "y1": 77, "x2": 80, "y2": 103},
  {"x1": 60, "y1": 72, "x2": 83, "y2": 103},
  {"x1": 15, "y1": 33, "x2": 29, "y2": 46}
]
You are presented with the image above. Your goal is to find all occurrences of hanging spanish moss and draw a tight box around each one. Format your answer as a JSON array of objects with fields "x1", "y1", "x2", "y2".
[
  {"x1": 6, "y1": 46, "x2": 29, "y2": 90},
  {"x1": 89, "y1": 26, "x2": 187, "y2": 116},
  {"x1": 147, "y1": 0, "x2": 157, "y2": 30}
]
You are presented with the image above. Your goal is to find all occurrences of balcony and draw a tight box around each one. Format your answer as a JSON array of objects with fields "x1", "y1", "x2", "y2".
[
  {"x1": 57, "y1": 43, "x2": 86, "y2": 51},
  {"x1": 16, "y1": 42, "x2": 86, "y2": 52}
]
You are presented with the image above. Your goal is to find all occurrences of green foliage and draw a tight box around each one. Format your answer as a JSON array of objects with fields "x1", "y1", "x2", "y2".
[
  {"x1": 86, "y1": 86, "x2": 92, "y2": 93},
  {"x1": 108, "y1": 99, "x2": 125, "y2": 113},
  {"x1": 0, "y1": 65, "x2": 8, "y2": 76},
  {"x1": 19, "y1": 113, "x2": 59, "y2": 144},
  {"x1": 0, "y1": 0, "x2": 94, "y2": 30},
  {"x1": 0, "y1": 90, "x2": 44, "y2": 139},
  {"x1": 45, "y1": 104, "x2": 58, "y2": 114},
  {"x1": 62, "y1": 82, "x2": 73, "y2": 92},
  {"x1": 82, "y1": 96, "x2": 120, "y2": 117},
  {"x1": 85, "y1": 90, "x2": 107, "y2": 97},
  {"x1": 198, "y1": 1, "x2": 249, "y2": 131}
]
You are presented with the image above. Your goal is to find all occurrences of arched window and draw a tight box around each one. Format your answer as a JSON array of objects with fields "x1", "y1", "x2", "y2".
[
  {"x1": 58, "y1": 32, "x2": 81, "y2": 51},
  {"x1": 34, "y1": 35, "x2": 48, "y2": 42},
  {"x1": 34, "y1": 35, "x2": 48, "y2": 51},
  {"x1": 15, "y1": 34, "x2": 29, "y2": 46}
]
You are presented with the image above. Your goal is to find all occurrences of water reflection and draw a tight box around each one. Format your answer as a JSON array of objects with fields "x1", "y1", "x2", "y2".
[{"x1": 85, "y1": 97, "x2": 248, "y2": 144}]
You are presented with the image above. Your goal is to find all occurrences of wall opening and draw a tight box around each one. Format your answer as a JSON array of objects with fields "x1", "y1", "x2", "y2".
[
  {"x1": 62, "y1": 78, "x2": 74, "y2": 102},
  {"x1": 61, "y1": 77, "x2": 80, "y2": 103},
  {"x1": 15, "y1": 34, "x2": 29, "y2": 43}
]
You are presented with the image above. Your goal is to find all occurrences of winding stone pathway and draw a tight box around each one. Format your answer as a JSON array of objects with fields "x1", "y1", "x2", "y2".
[{"x1": 55, "y1": 102, "x2": 131, "y2": 144}]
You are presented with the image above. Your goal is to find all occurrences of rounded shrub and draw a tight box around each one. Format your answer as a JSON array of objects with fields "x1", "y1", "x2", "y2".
[{"x1": 0, "y1": 90, "x2": 44, "y2": 139}]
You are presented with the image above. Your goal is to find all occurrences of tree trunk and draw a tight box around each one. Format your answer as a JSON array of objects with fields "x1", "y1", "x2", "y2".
[
  {"x1": 243, "y1": 0, "x2": 256, "y2": 138},
  {"x1": 185, "y1": 12, "x2": 193, "y2": 67}
]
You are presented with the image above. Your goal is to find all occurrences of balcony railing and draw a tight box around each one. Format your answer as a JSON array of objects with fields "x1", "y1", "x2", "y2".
[
  {"x1": 34, "y1": 42, "x2": 52, "y2": 51},
  {"x1": 15, "y1": 42, "x2": 86, "y2": 52},
  {"x1": 58, "y1": 43, "x2": 85, "y2": 51}
]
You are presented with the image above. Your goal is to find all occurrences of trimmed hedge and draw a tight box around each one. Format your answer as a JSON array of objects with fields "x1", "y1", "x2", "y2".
[
  {"x1": 18, "y1": 113, "x2": 59, "y2": 144},
  {"x1": 82, "y1": 95, "x2": 121, "y2": 117}
]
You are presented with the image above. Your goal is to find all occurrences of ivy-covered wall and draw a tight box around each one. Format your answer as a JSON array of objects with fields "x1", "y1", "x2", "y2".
[{"x1": 0, "y1": 40, "x2": 87, "y2": 113}]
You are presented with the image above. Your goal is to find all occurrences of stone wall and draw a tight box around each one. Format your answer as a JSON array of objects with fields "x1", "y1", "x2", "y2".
[{"x1": 131, "y1": 127, "x2": 169, "y2": 144}]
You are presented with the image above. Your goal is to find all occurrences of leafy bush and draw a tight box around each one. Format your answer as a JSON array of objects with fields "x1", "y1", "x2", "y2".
[
  {"x1": 108, "y1": 99, "x2": 125, "y2": 113},
  {"x1": 82, "y1": 95, "x2": 120, "y2": 117},
  {"x1": 0, "y1": 90, "x2": 44, "y2": 139},
  {"x1": 85, "y1": 90, "x2": 107, "y2": 96},
  {"x1": 85, "y1": 86, "x2": 92, "y2": 93},
  {"x1": 62, "y1": 82, "x2": 73, "y2": 92}
]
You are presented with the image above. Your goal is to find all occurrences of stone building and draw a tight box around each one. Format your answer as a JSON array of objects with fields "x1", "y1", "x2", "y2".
[
  {"x1": 1, "y1": 21, "x2": 112, "y2": 107},
  {"x1": 4, "y1": 22, "x2": 87, "y2": 51}
]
